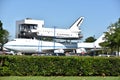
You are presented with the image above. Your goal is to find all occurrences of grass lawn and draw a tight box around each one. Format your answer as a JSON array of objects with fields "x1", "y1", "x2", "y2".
[{"x1": 0, "y1": 76, "x2": 120, "y2": 80}]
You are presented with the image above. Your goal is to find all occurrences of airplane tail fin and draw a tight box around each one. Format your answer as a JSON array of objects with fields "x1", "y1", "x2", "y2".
[
  {"x1": 69, "y1": 17, "x2": 84, "y2": 31},
  {"x1": 94, "y1": 33, "x2": 105, "y2": 48}
]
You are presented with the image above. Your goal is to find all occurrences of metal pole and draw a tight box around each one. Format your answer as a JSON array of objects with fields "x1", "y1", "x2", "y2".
[
  {"x1": 38, "y1": 37, "x2": 40, "y2": 53},
  {"x1": 41, "y1": 34, "x2": 42, "y2": 53},
  {"x1": 54, "y1": 26, "x2": 56, "y2": 50},
  {"x1": 93, "y1": 35, "x2": 96, "y2": 56},
  {"x1": 38, "y1": 35, "x2": 42, "y2": 54}
]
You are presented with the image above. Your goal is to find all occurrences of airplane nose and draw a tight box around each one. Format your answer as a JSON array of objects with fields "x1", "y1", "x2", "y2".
[
  {"x1": 4, "y1": 43, "x2": 10, "y2": 49},
  {"x1": 4, "y1": 43, "x2": 7, "y2": 49}
]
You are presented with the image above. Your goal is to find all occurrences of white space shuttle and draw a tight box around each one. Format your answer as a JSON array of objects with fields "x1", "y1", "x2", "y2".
[
  {"x1": 4, "y1": 17, "x2": 84, "y2": 53},
  {"x1": 16, "y1": 17, "x2": 84, "y2": 39}
]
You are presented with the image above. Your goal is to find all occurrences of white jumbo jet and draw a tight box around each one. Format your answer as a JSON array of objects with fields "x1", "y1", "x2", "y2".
[{"x1": 4, "y1": 17, "x2": 84, "y2": 53}]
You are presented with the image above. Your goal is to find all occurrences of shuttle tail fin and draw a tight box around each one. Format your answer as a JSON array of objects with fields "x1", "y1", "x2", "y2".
[{"x1": 69, "y1": 17, "x2": 84, "y2": 31}]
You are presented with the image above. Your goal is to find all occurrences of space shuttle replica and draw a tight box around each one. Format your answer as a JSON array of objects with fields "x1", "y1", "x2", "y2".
[{"x1": 16, "y1": 17, "x2": 84, "y2": 39}]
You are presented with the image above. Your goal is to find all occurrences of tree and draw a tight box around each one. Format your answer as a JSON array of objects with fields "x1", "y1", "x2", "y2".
[
  {"x1": 84, "y1": 36, "x2": 96, "y2": 42},
  {"x1": 100, "y1": 31, "x2": 116, "y2": 53},
  {"x1": 99, "y1": 18, "x2": 120, "y2": 54},
  {"x1": 0, "y1": 20, "x2": 9, "y2": 50},
  {"x1": 0, "y1": 21, "x2": 3, "y2": 30},
  {"x1": 113, "y1": 19, "x2": 120, "y2": 54}
]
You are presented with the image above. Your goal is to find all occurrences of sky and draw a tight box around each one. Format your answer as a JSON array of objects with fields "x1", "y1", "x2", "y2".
[{"x1": 0, "y1": 0, "x2": 120, "y2": 41}]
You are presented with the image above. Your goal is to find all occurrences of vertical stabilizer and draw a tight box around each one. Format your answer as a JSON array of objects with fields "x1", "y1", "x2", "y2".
[
  {"x1": 70, "y1": 17, "x2": 84, "y2": 31},
  {"x1": 94, "y1": 33, "x2": 105, "y2": 48}
]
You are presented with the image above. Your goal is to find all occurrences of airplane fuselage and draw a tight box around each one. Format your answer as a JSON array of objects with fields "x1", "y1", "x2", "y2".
[{"x1": 4, "y1": 39, "x2": 66, "y2": 53}]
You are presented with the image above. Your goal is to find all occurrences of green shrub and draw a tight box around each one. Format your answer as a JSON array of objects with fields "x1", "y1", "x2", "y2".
[{"x1": 0, "y1": 55, "x2": 120, "y2": 76}]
